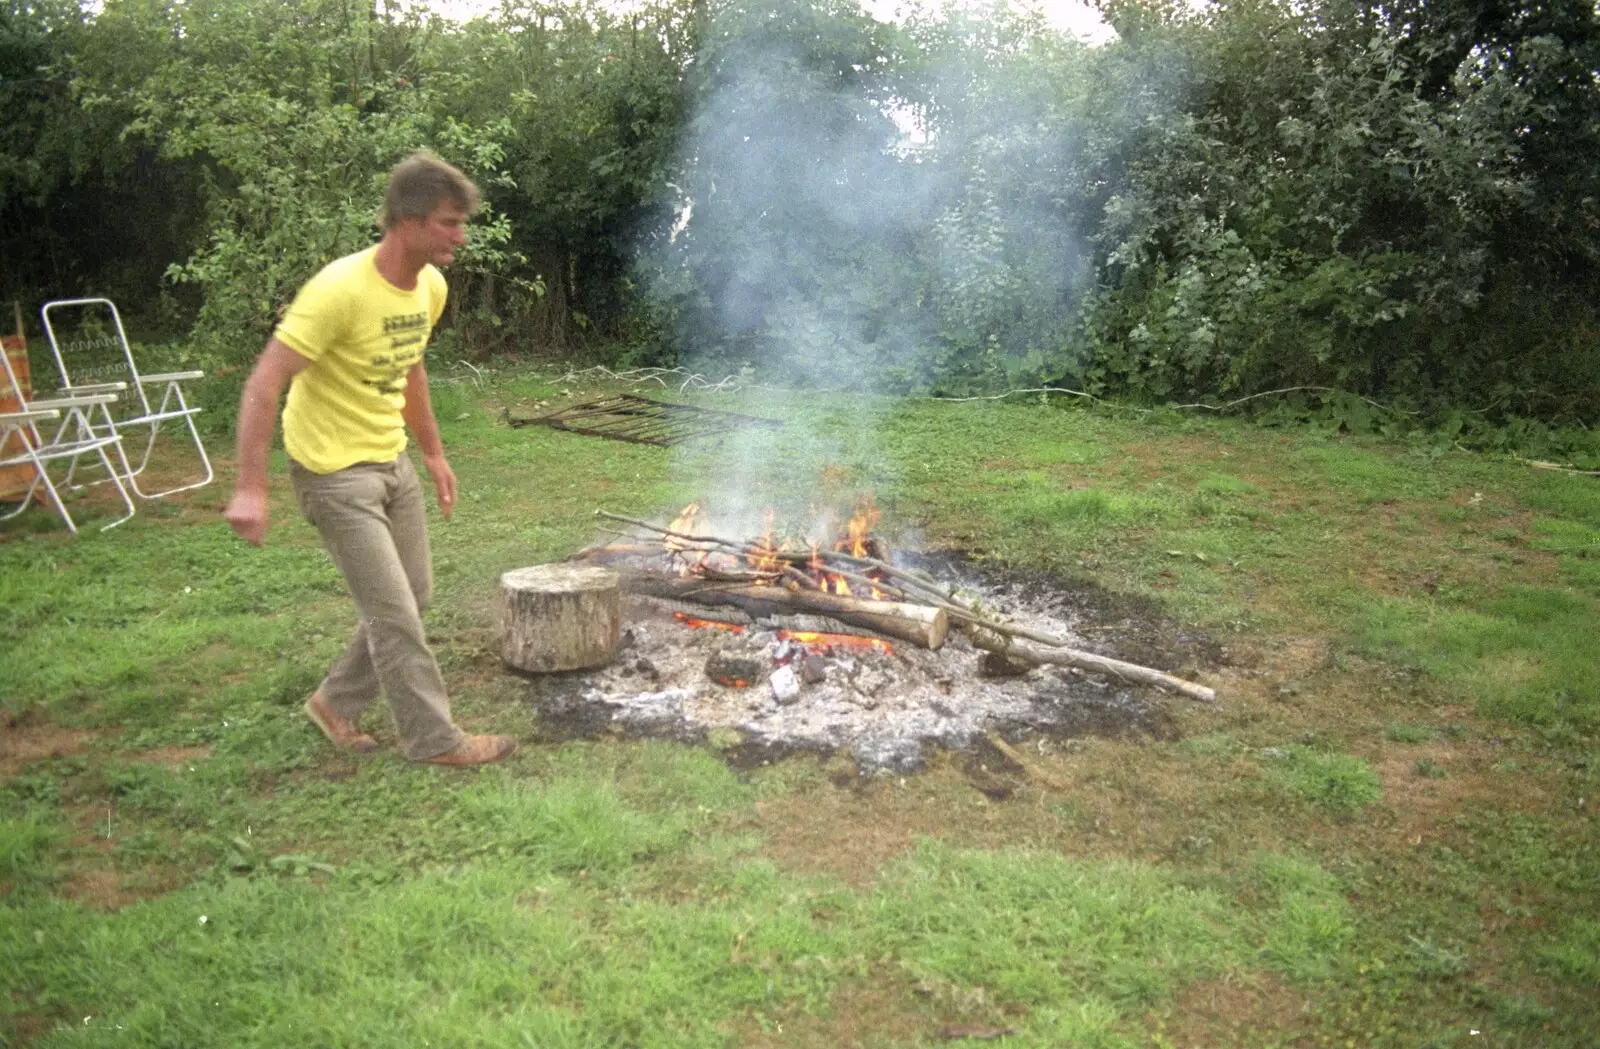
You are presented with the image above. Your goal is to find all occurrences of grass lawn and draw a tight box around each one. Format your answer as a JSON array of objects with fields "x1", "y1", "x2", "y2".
[{"x1": 3, "y1": 364, "x2": 1596, "y2": 1047}]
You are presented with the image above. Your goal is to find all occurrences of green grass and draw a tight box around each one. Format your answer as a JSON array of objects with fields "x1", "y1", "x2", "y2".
[
  {"x1": 1352, "y1": 585, "x2": 1599, "y2": 733},
  {"x1": 1539, "y1": 918, "x2": 1600, "y2": 987},
  {"x1": 3, "y1": 363, "x2": 1598, "y2": 1047},
  {"x1": 0, "y1": 811, "x2": 62, "y2": 890},
  {"x1": 1263, "y1": 746, "x2": 1383, "y2": 816}
]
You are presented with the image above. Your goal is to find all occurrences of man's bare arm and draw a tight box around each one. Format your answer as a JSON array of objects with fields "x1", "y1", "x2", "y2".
[
  {"x1": 223, "y1": 338, "x2": 311, "y2": 545},
  {"x1": 402, "y1": 360, "x2": 457, "y2": 519}
]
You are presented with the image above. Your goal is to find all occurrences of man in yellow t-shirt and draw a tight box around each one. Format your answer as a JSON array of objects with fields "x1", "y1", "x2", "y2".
[{"x1": 223, "y1": 152, "x2": 516, "y2": 767}]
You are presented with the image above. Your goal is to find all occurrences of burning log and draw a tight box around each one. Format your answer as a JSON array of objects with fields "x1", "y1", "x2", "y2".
[
  {"x1": 619, "y1": 572, "x2": 949, "y2": 650},
  {"x1": 590, "y1": 508, "x2": 1217, "y2": 702},
  {"x1": 500, "y1": 564, "x2": 622, "y2": 672}
]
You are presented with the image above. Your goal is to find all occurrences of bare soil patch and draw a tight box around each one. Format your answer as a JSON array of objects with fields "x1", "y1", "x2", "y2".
[
  {"x1": 1154, "y1": 973, "x2": 1313, "y2": 1047},
  {"x1": 749, "y1": 759, "x2": 1068, "y2": 886},
  {"x1": 122, "y1": 745, "x2": 213, "y2": 768},
  {"x1": 57, "y1": 865, "x2": 146, "y2": 911},
  {"x1": 730, "y1": 978, "x2": 988, "y2": 1049},
  {"x1": 54, "y1": 803, "x2": 183, "y2": 910},
  {"x1": 0, "y1": 716, "x2": 95, "y2": 776}
]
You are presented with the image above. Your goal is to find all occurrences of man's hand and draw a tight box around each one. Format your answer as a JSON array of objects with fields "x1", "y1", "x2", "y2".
[
  {"x1": 226, "y1": 338, "x2": 309, "y2": 548},
  {"x1": 423, "y1": 454, "x2": 457, "y2": 519},
  {"x1": 224, "y1": 487, "x2": 270, "y2": 546}
]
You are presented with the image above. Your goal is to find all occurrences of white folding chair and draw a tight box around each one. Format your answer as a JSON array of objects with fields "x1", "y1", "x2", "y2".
[
  {"x1": 0, "y1": 403, "x2": 136, "y2": 535},
  {"x1": 41, "y1": 297, "x2": 213, "y2": 499}
]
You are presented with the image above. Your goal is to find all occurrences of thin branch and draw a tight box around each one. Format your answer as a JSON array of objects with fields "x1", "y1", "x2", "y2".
[
  {"x1": 1514, "y1": 456, "x2": 1600, "y2": 476},
  {"x1": 932, "y1": 386, "x2": 1099, "y2": 404},
  {"x1": 1167, "y1": 385, "x2": 1419, "y2": 416}
]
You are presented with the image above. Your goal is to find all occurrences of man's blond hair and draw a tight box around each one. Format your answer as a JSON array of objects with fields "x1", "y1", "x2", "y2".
[{"x1": 379, "y1": 151, "x2": 480, "y2": 231}]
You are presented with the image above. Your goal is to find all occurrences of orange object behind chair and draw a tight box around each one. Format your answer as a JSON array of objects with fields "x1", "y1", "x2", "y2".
[{"x1": 1, "y1": 325, "x2": 39, "y2": 503}]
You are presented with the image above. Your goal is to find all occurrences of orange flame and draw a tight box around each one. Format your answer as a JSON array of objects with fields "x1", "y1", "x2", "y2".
[
  {"x1": 821, "y1": 497, "x2": 889, "y2": 597},
  {"x1": 810, "y1": 543, "x2": 852, "y2": 596},
  {"x1": 778, "y1": 629, "x2": 893, "y2": 657},
  {"x1": 745, "y1": 508, "x2": 782, "y2": 580},
  {"x1": 665, "y1": 501, "x2": 700, "y2": 547},
  {"x1": 834, "y1": 497, "x2": 881, "y2": 559},
  {"x1": 664, "y1": 502, "x2": 710, "y2": 576},
  {"x1": 661, "y1": 497, "x2": 890, "y2": 595},
  {"x1": 672, "y1": 611, "x2": 746, "y2": 635}
]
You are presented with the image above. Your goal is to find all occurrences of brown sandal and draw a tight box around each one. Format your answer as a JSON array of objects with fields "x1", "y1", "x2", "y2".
[
  {"x1": 304, "y1": 692, "x2": 379, "y2": 753},
  {"x1": 418, "y1": 734, "x2": 518, "y2": 766}
]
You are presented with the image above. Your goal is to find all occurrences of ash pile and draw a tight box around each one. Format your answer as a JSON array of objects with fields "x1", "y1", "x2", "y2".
[{"x1": 509, "y1": 503, "x2": 1214, "y2": 774}]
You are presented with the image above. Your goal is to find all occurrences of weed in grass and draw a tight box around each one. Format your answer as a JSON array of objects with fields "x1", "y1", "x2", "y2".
[
  {"x1": 0, "y1": 810, "x2": 62, "y2": 890},
  {"x1": 1385, "y1": 724, "x2": 1437, "y2": 744},
  {"x1": 1050, "y1": 799, "x2": 1097, "y2": 833},
  {"x1": 1263, "y1": 746, "x2": 1382, "y2": 816},
  {"x1": 1402, "y1": 935, "x2": 1470, "y2": 980},
  {"x1": 1021, "y1": 998, "x2": 1128, "y2": 1048},
  {"x1": 1174, "y1": 731, "x2": 1237, "y2": 757},
  {"x1": 1445, "y1": 809, "x2": 1600, "y2": 900},
  {"x1": 1014, "y1": 486, "x2": 1113, "y2": 524},
  {"x1": 0, "y1": 768, "x2": 68, "y2": 810},
  {"x1": 1025, "y1": 437, "x2": 1105, "y2": 466},
  {"x1": 1489, "y1": 992, "x2": 1557, "y2": 1029},
  {"x1": 1413, "y1": 759, "x2": 1448, "y2": 780},
  {"x1": 1538, "y1": 918, "x2": 1600, "y2": 987},
  {"x1": 1194, "y1": 472, "x2": 1258, "y2": 497}
]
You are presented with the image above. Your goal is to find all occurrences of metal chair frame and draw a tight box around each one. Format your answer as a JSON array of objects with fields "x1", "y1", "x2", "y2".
[
  {"x1": 0, "y1": 401, "x2": 136, "y2": 534},
  {"x1": 41, "y1": 297, "x2": 213, "y2": 499}
]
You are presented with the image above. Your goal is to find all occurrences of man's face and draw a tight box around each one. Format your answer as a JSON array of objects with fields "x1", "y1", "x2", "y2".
[{"x1": 403, "y1": 202, "x2": 469, "y2": 266}]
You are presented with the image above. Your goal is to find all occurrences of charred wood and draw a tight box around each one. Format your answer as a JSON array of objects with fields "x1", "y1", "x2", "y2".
[{"x1": 618, "y1": 571, "x2": 949, "y2": 650}]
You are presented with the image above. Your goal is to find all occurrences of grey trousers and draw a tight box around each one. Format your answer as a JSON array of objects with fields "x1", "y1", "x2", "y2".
[{"x1": 289, "y1": 455, "x2": 462, "y2": 760}]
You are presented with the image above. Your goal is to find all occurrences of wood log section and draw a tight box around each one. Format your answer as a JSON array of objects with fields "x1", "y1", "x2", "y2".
[
  {"x1": 963, "y1": 626, "x2": 1216, "y2": 703},
  {"x1": 621, "y1": 572, "x2": 949, "y2": 650},
  {"x1": 501, "y1": 564, "x2": 622, "y2": 672}
]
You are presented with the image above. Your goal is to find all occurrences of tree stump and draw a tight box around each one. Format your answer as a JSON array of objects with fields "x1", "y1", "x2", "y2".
[{"x1": 500, "y1": 564, "x2": 622, "y2": 673}]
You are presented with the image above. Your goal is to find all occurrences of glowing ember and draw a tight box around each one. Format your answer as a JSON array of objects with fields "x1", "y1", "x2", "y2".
[
  {"x1": 673, "y1": 611, "x2": 746, "y2": 635},
  {"x1": 778, "y1": 629, "x2": 894, "y2": 657}
]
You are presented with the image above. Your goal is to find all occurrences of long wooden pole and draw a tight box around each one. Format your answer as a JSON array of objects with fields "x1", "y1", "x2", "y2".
[{"x1": 962, "y1": 625, "x2": 1215, "y2": 703}]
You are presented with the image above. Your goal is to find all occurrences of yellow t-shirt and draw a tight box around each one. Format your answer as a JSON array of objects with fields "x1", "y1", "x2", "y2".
[{"x1": 276, "y1": 246, "x2": 448, "y2": 474}]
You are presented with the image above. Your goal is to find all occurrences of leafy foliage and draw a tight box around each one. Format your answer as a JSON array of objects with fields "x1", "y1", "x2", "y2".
[{"x1": 1, "y1": 0, "x2": 1597, "y2": 425}]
